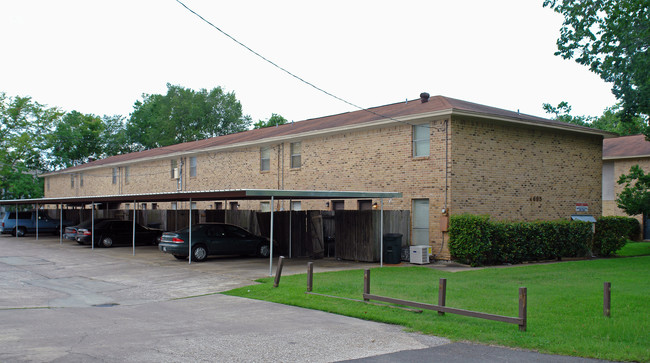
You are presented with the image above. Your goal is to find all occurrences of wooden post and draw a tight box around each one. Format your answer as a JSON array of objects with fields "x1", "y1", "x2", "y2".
[
  {"x1": 307, "y1": 262, "x2": 313, "y2": 292},
  {"x1": 363, "y1": 269, "x2": 370, "y2": 301},
  {"x1": 519, "y1": 287, "x2": 527, "y2": 332},
  {"x1": 273, "y1": 256, "x2": 285, "y2": 288},
  {"x1": 604, "y1": 282, "x2": 611, "y2": 317},
  {"x1": 438, "y1": 278, "x2": 447, "y2": 316}
]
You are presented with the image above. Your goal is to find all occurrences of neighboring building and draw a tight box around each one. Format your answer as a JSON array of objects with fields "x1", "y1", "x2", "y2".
[
  {"x1": 602, "y1": 134, "x2": 650, "y2": 239},
  {"x1": 42, "y1": 94, "x2": 614, "y2": 259}
]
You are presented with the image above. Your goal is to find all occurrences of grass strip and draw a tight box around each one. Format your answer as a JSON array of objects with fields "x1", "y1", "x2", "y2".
[{"x1": 225, "y1": 256, "x2": 649, "y2": 362}]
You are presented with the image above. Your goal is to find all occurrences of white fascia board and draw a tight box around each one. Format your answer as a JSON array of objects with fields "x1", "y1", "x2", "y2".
[{"x1": 603, "y1": 154, "x2": 650, "y2": 160}]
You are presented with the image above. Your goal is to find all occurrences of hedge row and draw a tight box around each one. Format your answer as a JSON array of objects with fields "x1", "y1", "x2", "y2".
[
  {"x1": 593, "y1": 216, "x2": 641, "y2": 256},
  {"x1": 449, "y1": 214, "x2": 641, "y2": 266},
  {"x1": 448, "y1": 214, "x2": 592, "y2": 266}
]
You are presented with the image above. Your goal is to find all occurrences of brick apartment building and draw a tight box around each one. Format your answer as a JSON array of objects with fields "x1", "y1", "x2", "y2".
[
  {"x1": 43, "y1": 93, "x2": 614, "y2": 259},
  {"x1": 602, "y1": 134, "x2": 650, "y2": 239}
]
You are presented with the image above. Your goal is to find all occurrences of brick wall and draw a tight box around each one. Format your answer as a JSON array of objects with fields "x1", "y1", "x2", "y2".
[
  {"x1": 602, "y1": 157, "x2": 650, "y2": 229},
  {"x1": 44, "y1": 116, "x2": 604, "y2": 260}
]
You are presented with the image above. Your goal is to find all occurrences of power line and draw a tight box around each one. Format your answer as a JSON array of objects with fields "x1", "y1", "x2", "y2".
[{"x1": 174, "y1": 0, "x2": 429, "y2": 129}]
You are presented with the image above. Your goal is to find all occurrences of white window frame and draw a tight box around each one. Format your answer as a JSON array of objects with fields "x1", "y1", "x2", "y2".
[
  {"x1": 412, "y1": 124, "x2": 430, "y2": 157},
  {"x1": 260, "y1": 147, "x2": 270, "y2": 171},
  {"x1": 70, "y1": 174, "x2": 75, "y2": 189},
  {"x1": 112, "y1": 168, "x2": 117, "y2": 184},
  {"x1": 189, "y1": 157, "x2": 197, "y2": 177},
  {"x1": 124, "y1": 166, "x2": 130, "y2": 184},
  {"x1": 290, "y1": 201, "x2": 302, "y2": 211},
  {"x1": 79, "y1": 173, "x2": 84, "y2": 188},
  {"x1": 171, "y1": 159, "x2": 178, "y2": 179},
  {"x1": 290, "y1": 142, "x2": 301, "y2": 169},
  {"x1": 260, "y1": 201, "x2": 271, "y2": 212}
]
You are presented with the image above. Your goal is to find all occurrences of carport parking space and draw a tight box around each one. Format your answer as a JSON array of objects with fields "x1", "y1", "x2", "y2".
[{"x1": 0, "y1": 234, "x2": 378, "y2": 309}]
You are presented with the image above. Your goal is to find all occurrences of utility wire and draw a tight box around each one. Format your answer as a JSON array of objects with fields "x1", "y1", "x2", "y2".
[{"x1": 174, "y1": 0, "x2": 427, "y2": 128}]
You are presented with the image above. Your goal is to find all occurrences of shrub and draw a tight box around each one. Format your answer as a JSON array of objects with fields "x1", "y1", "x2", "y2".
[
  {"x1": 449, "y1": 214, "x2": 592, "y2": 266},
  {"x1": 448, "y1": 214, "x2": 492, "y2": 266},
  {"x1": 594, "y1": 216, "x2": 639, "y2": 256}
]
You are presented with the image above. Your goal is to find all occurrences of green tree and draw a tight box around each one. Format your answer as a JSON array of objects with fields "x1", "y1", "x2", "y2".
[
  {"x1": 616, "y1": 165, "x2": 650, "y2": 217},
  {"x1": 253, "y1": 113, "x2": 288, "y2": 129},
  {"x1": 0, "y1": 92, "x2": 62, "y2": 199},
  {"x1": 47, "y1": 111, "x2": 105, "y2": 168},
  {"x1": 543, "y1": 101, "x2": 594, "y2": 126},
  {"x1": 591, "y1": 104, "x2": 647, "y2": 135},
  {"x1": 100, "y1": 114, "x2": 132, "y2": 157},
  {"x1": 127, "y1": 84, "x2": 251, "y2": 149},
  {"x1": 543, "y1": 0, "x2": 650, "y2": 137}
]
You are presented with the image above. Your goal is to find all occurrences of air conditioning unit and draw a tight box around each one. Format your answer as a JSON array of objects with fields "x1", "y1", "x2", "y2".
[
  {"x1": 410, "y1": 245, "x2": 430, "y2": 265},
  {"x1": 173, "y1": 168, "x2": 180, "y2": 179}
]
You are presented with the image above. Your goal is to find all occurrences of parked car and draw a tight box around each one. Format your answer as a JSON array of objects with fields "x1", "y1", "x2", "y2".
[
  {"x1": 0, "y1": 211, "x2": 73, "y2": 237},
  {"x1": 64, "y1": 219, "x2": 112, "y2": 242},
  {"x1": 76, "y1": 219, "x2": 163, "y2": 248},
  {"x1": 158, "y1": 223, "x2": 273, "y2": 262}
]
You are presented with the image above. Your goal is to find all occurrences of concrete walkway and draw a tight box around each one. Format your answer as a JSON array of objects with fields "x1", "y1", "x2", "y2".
[{"x1": 0, "y1": 235, "x2": 610, "y2": 362}]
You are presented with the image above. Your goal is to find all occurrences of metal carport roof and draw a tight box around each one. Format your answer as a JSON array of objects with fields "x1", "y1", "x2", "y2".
[{"x1": 1, "y1": 189, "x2": 402, "y2": 275}]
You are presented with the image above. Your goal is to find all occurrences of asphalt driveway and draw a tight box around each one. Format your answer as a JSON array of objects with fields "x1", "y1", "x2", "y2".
[{"x1": 0, "y1": 235, "x2": 610, "y2": 362}]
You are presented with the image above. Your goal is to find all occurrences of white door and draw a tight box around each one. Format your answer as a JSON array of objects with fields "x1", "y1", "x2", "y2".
[{"x1": 412, "y1": 199, "x2": 429, "y2": 245}]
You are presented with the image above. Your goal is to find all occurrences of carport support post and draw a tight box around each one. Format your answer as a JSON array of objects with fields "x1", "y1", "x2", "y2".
[
  {"x1": 35, "y1": 203, "x2": 38, "y2": 240},
  {"x1": 269, "y1": 196, "x2": 274, "y2": 276},
  {"x1": 59, "y1": 203, "x2": 63, "y2": 245},
  {"x1": 91, "y1": 202, "x2": 95, "y2": 251},
  {"x1": 380, "y1": 198, "x2": 384, "y2": 267},
  {"x1": 188, "y1": 198, "x2": 192, "y2": 265},
  {"x1": 15, "y1": 203, "x2": 17, "y2": 239},
  {"x1": 289, "y1": 199, "x2": 292, "y2": 259},
  {"x1": 132, "y1": 201, "x2": 136, "y2": 256}
]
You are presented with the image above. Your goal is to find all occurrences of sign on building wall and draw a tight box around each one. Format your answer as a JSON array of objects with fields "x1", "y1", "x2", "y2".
[{"x1": 575, "y1": 203, "x2": 589, "y2": 212}]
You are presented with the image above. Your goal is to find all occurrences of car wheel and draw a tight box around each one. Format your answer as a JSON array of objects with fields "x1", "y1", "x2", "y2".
[
  {"x1": 101, "y1": 236, "x2": 113, "y2": 248},
  {"x1": 15, "y1": 227, "x2": 26, "y2": 237},
  {"x1": 173, "y1": 255, "x2": 187, "y2": 260},
  {"x1": 257, "y1": 243, "x2": 271, "y2": 258},
  {"x1": 191, "y1": 245, "x2": 208, "y2": 262}
]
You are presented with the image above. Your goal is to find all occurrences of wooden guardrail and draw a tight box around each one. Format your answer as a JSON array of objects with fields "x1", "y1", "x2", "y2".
[{"x1": 362, "y1": 269, "x2": 527, "y2": 331}]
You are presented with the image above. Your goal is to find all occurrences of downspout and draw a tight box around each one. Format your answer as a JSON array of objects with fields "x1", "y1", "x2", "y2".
[{"x1": 436, "y1": 119, "x2": 449, "y2": 257}]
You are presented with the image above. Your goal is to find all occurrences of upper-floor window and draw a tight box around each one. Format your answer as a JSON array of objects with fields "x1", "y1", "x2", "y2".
[
  {"x1": 260, "y1": 147, "x2": 270, "y2": 171},
  {"x1": 290, "y1": 142, "x2": 301, "y2": 168},
  {"x1": 70, "y1": 174, "x2": 75, "y2": 189},
  {"x1": 190, "y1": 157, "x2": 197, "y2": 177},
  {"x1": 80, "y1": 173, "x2": 84, "y2": 188},
  {"x1": 47, "y1": 177, "x2": 50, "y2": 191},
  {"x1": 171, "y1": 159, "x2": 178, "y2": 179},
  {"x1": 112, "y1": 168, "x2": 117, "y2": 184},
  {"x1": 412, "y1": 124, "x2": 430, "y2": 157},
  {"x1": 124, "y1": 166, "x2": 130, "y2": 184}
]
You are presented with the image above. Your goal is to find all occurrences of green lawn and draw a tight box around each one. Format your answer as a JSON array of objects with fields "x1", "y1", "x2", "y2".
[
  {"x1": 225, "y1": 256, "x2": 650, "y2": 362},
  {"x1": 617, "y1": 240, "x2": 650, "y2": 257}
]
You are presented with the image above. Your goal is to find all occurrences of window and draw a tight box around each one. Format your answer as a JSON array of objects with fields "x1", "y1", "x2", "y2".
[
  {"x1": 151, "y1": 203, "x2": 158, "y2": 210},
  {"x1": 125, "y1": 203, "x2": 130, "y2": 210},
  {"x1": 190, "y1": 157, "x2": 197, "y2": 177},
  {"x1": 260, "y1": 147, "x2": 270, "y2": 171},
  {"x1": 112, "y1": 168, "x2": 117, "y2": 184},
  {"x1": 170, "y1": 159, "x2": 178, "y2": 179},
  {"x1": 191, "y1": 202, "x2": 197, "y2": 209},
  {"x1": 214, "y1": 202, "x2": 223, "y2": 210},
  {"x1": 412, "y1": 124, "x2": 430, "y2": 157},
  {"x1": 47, "y1": 177, "x2": 50, "y2": 191},
  {"x1": 124, "y1": 166, "x2": 130, "y2": 184},
  {"x1": 229, "y1": 202, "x2": 239, "y2": 210},
  {"x1": 141, "y1": 203, "x2": 147, "y2": 210},
  {"x1": 70, "y1": 174, "x2": 74, "y2": 188},
  {"x1": 171, "y1": 202, "x2": 177, "y2": 210},
  {"x1": 358, "y1": 200, "x2": 372, "y2": 210},
  {"x1": 331, "y1": 200, "x2": 344, "y2": 210},
  {"x1": 412, "y1": 199, "x2": 430, "y2": 245},
  {"x1": 290, "y1": 201, "x2": 302, "y2": 211},
  {"x1": 290, "y1": 142, "x2": 301, "y2": 168},
  {"x1": 79, "y1": 173, "x2": 84, "y2": 188},
  {"x1": 260, "y1": 201, "x2": 270, "y2": 212}
]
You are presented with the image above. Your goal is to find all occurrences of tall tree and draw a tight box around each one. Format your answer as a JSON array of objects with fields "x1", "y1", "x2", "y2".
[
  {"x1": 0, "y1": 92, "x2": 62, "y2": 199},
  {"x1": 47, "y1": 111, "x2": 105, "y2": 168},
  {"x1": 543, "y1": 0, "x2": 650, "y2": 137},
  {"x1": 253, "y1": 113, "x2": 288, "y2": 129},
  {"x1": 127, "y1": 84, "x2": 251, "y2": 150},
  {"x1": 616, "y1": 165, "x2": 650, "y2": 217},
  {"x1": 544, "y1": 101, "x2": 646, "y2": 136}
]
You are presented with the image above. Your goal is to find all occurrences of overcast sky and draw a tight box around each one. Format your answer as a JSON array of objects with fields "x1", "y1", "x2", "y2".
[{"x1": 0, "y1": 0, "x2": 617, "y2": 124}]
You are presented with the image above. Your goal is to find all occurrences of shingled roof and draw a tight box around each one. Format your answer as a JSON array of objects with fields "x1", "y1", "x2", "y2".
[
  {"x1": 603, "y1": 134, "x2": 650, "y2": 159},
  {"x1": 47, "y1": 95, "x2": 615, "y2": 174}
]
